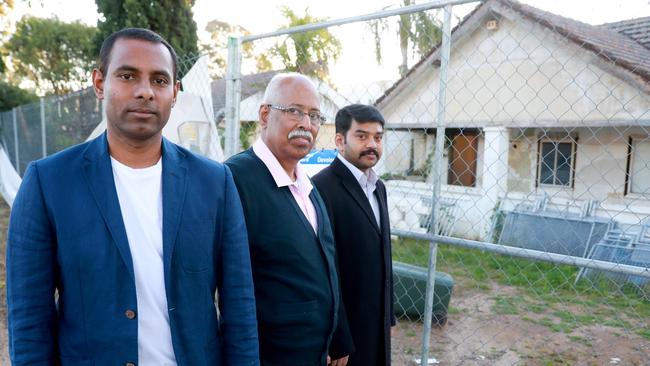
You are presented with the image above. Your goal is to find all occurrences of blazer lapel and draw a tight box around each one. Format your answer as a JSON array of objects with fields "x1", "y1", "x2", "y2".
[
  {"x1": 283, "y1": 188, "x2": 317, "y2": 238},
  {"x1": 332, "y1": 158, "x2": 381, "y2": 234},
  {"x1": 82, "y1": 133, "x2": 135, "y2": 281},
  {"x1": 375, "y1": 181, "x2": 390, "y2": 238},
  {"x1": 161, "y1": 138, "x2": 188, "y2": 288}
]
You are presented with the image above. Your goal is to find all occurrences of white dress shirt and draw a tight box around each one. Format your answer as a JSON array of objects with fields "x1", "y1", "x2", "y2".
[
  {"x1": 253, "y1": 138, "x2": 318, "y2": 232},
  {"x1": 337, "y1": 154, "x2": 381, "y2": 228}
]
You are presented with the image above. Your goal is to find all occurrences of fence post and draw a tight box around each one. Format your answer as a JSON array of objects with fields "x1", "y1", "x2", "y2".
[
  {"x1": 421, "y1": 4, "x2": 453, "y2": 364},
  {"x1": 224, "y1": 36, "x2": 242, "y2": 158},
  {"x1": 40, "y1": 97, "x2": 47, "y2": 157},
  {"x1": 12, "y1": 107, "x2": 20, "y2": 172}
]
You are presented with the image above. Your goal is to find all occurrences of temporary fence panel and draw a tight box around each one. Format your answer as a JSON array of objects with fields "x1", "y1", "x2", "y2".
[{"x1": 221, "y1": 0, "x2": 649, "y2": 364}]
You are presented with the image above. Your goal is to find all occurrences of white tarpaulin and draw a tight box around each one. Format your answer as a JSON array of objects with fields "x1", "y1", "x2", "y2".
[{"x1": 0, "y1": 145, "x2": 22, "y2": 207}]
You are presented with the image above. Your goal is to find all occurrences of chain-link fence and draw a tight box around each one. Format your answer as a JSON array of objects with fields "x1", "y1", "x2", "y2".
[
  {"x1": 1, "y1": 0, "x2": 649, "y2": 364},
  {"x1": 220, "y1": 0, "x2": 649, "y2": 364},
  {"x1": 0, "y1": 84, "x2": 108, "y2": 175},
  {"x1": 0, "y1": 52, "x2": 217, "y2": 176}
]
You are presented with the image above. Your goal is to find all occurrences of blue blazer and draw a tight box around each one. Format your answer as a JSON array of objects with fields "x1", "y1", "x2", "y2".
[{"x1": 6, "y1": 133, "x2": 259, "y2": 366}]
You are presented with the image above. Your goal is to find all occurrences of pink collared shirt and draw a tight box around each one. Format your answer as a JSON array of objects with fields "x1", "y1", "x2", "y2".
[{"x1": 252, "y1": 138, "x2": 318, "y2": 233}]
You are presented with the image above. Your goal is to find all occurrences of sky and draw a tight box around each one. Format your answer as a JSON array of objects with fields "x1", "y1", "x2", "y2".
[{"x1": 8, "y1": 0, "x2": 650, "y2": 86}]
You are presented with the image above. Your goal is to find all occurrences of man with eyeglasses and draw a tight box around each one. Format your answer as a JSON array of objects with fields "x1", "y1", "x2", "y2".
[{"x1": 226, "y1": 73, "x2": 351, "y2": 366}]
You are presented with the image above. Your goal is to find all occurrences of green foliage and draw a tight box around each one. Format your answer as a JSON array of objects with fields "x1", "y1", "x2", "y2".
[
  {"x1": 239, "y1": 121, "x2": 258, "y2": 150},
  {"x1": 95, "y1": 0, "x2": 199, "y2": 60},
  {"x1": 0, "y1": 57, "x2": 5, "y2": 75},
  {"x1": 0, "y1": 0, "x2": 14, "y2": 76},
  {"x1": 271, "y1": 7, "x2": 341, "y2": 82},
  {"x1": 201, "y1": 20, "x2": 250, "y2": 78},
  {"x1": 393, "y1": 237, "x2": 650, "y2": 331},
  {"x1": 492, "y1": 295, "x2": 521, "y2": 315},
  {"x1": 0, "y1": 0, "x2": 15, "y2": 38},
  {"x1": 370, "y1": 1, "x2": 442, "y2": 76},
  {"x1": 412, "y1": 10, "x2": 442, "y2": 57},
  {"x1": 5, "y1": 16, "x2": 96, "y2": 95},
  {"x1": 200, "y1": 20, "x2": 271, "y2": 78},
  {"x1": 0, "y1": 80, "x2": 38, "y2": 111}
]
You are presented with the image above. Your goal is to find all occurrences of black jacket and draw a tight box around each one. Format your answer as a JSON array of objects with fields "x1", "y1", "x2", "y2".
[
  {"x1": 313, "y1": 157, "x2": 395, "y2": 366},
  {"x1": 227, "y1": 149, "x2": 342, "y2": 366}
]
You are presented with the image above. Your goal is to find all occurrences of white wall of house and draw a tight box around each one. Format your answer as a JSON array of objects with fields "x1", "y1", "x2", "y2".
[
  {"x1": 505, "y1": 126, "x2": 650, "y2": 225},
  {"x1": 379, "y1": 10, "x2": 650, "y2": 128},
  {"x1": 379, "y1": 5, "x2": 650, "y2": 241}
]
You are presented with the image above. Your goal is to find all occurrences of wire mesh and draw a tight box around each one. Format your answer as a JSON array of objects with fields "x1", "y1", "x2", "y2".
[
  {"x1": 224, "y1": 1, "x2": 650, "y2": 364},
  {"x1": 0, "y1": 1, "x2": 649, "y2": 364},
  {"x1": 43, "y1": 88, "x2": 103, "y2": 157},
  {"x1": 0, "y1": 52, "x2": 218, "y2": 174}
]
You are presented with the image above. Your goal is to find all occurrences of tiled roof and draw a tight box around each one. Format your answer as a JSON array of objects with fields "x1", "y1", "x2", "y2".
[
  {"x1": 211, "y1": 70, "x2": 280, "y2": 118},
  {"x1": 376, "y1": 0, "x2": 650, "y2": 105},
  {"x1": 600, "y1": 16, "x2": 650, "y2": 50},
  {"x1": 506, "y1": 0, "x2": 650, "y2": 81}
]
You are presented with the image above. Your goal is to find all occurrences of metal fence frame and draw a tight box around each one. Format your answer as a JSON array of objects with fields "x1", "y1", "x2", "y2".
[{"x1": 221, "y1": 0, "x2": 650, "y2": 362}]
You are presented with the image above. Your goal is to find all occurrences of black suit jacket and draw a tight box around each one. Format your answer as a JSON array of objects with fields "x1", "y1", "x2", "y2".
[
  {"x1": 227, "y1": 149, "x2": 341, "y2": 366},
  {"x1": 313, "y1": 157, "x2": 395, "y2": 366}
]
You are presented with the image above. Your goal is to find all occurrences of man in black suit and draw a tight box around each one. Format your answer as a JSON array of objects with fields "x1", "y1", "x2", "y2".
[
  {"x1": 226, "y1": 73, "x2": 351, "y2": 366},
  {"x1": 313, "y1": 104, "x2": 395, "y2": 366}
]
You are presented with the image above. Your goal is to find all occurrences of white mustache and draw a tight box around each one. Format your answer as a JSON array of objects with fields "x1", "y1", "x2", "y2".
[{"x1": 288, "y1": 129, "x2": 313, "y2": 142}]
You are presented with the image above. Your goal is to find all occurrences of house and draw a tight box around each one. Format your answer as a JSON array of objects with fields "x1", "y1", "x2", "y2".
[
  {"x1": 211, "y1": 71, "x2": 352, "y2": 150},
  {"x1": 375, "y1": 0, "x2": 650, "y2": 241}
]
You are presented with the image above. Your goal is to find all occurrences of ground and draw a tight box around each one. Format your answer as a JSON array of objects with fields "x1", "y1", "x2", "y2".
[
  {"x1": 1, "y1": 200, "x2": 648, "y2": 365},
  {"x1": 390, "y1": 282, "x2": 650, "y2": 365}
]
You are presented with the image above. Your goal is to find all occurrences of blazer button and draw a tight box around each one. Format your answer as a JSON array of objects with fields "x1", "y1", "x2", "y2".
[
  {"x1": 125, "y1": 310, "x2": 137, "y2": 319},
  {"x1": 125, "y1": 363, "x2": 136, "y2": 366}
]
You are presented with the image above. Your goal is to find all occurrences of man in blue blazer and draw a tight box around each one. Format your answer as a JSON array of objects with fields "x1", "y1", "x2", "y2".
[{"x1": 6, "y1": 28, "x2": 259, "y2": 366}]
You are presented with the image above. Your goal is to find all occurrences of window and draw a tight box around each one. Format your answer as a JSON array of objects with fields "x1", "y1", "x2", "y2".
[
  {"x1": 629, "y1": 137, "x2": 650, "y2": 194},
  {"x1": 537, "y1": 140, "x2": 575, "y2": 187},
  {"x1": 448, "y1": 132, "x2": 478, "y2": 187}
]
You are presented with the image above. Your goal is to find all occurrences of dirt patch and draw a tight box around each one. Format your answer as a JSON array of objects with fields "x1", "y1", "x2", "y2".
[{"x1": 391, "y1": 281, "x2": 650, "y2": 365}]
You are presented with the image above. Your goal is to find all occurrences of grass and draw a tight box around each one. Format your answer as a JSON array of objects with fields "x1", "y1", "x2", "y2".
[
  {"x1": 568, "y1": 335, "x2": 593, "y2": 347},
  {"x1": 492, "y1": 295, "x2": 521, "y2": 315},
  {"x1": 392, "y1": 237, "x2": 650, "y2": 339}
]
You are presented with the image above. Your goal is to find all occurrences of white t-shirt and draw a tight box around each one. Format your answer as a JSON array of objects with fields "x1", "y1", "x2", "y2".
[{"x1": 111, "y1": 157, "x2": 176, "y2": 366}]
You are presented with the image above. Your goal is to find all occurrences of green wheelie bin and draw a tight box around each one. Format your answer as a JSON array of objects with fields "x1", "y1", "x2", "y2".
[{"x1": 393, "y1": 261, "x2": 454, "y2": 326}]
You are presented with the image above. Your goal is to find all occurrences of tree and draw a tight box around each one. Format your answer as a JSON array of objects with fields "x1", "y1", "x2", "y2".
[
  {"x1": 0, "y1": 0, "x2": 16, "y2": 75},
  {"x1": 371, "y1": 0, "x2": 442, "y2": 77},
  {"x1": 95, "y1": 0, "x2": 199, "y2": 62},
  {"x1": 6, "y1": 16, "x2": 97, "y2": 95},
  {"x1": 0, "y1": 0, "x2": 15, "y2": 36},
  {"x1": 200, "y1": 19, "x2": 272, "y2": 78},
  {"x1": 271, "y1": 7, "x2": 341, "y2": 82},
  {"x1": 0, "y1": 80, "x2": 38, "y2": 111}
]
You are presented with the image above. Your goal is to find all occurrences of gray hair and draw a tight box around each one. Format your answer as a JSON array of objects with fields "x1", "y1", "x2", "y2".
[{"x1": 262, "y1": 72, "x2": 319, "y2": 105}]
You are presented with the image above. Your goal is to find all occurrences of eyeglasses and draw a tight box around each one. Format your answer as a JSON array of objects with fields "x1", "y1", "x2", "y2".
[{"x1": 265, "y1": 104, "x2": 326, "y2": 126}]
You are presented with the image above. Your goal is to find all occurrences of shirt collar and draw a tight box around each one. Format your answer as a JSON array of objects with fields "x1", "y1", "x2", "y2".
[
  {"x1": 252, "y1": 138, "x2": 313, "y2": 194},
  {"x1": 337, "y1": 154, "x2": 378, "y2": 188}
]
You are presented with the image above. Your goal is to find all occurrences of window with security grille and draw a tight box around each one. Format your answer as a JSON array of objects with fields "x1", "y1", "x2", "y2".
[
  {"x1": 629, "y1": 137, "x2": 650, "y2": 195},
  {"x1": 537, "y1": 140, "x2": 575, "y2": 187}
]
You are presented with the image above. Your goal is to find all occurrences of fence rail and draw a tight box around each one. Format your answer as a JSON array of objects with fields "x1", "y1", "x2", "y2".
[{"x1": 2, "y1": 0, "x2": 649, "y2": 364}]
